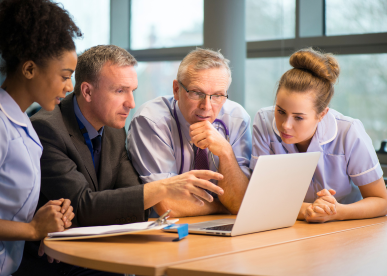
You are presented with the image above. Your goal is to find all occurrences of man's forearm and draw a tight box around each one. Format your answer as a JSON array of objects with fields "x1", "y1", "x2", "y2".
[
  {"x1": 154, "y1": 198, "x2": 229, "y2": 218},
  {"x1": 144, "y1": 180, "x2": 228, "y2": 218},
  {"x1": 143, "y1": 170, "x2": 225, "y2": 217},
  {"x1": 143, "y1": 180, "x2": 168, "y2": 210},
  {"x1": 217, "y1": 146, "x2": 249, "y2": 215}
]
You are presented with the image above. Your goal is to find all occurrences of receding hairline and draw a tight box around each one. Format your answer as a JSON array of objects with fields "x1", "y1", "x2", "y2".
[
  {"x1": 182, "y1": 63, "x2": 230, "y2": 76},
  {"x1": 176, "y1": 48, "x2": 232, "y2": 86},
  {"x1": 179, "y1": 64, "x2": 231, "y2": 87}
]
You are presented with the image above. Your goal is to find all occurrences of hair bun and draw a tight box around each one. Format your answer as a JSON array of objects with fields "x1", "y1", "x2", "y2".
[{"x1": 289, "y1": 48, "x2": 340, "y2": 84}]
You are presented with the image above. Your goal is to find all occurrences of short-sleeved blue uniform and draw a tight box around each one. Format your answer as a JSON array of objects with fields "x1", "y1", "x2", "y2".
[
  {"x1": 0, "y1": 88, "x2": 42, "y2": 276},
  {"x1": 250, "y1": 106, "x2": 383, "y2": 204}
]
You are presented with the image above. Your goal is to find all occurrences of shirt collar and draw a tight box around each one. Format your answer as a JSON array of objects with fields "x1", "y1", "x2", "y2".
[
  {"x1": 272, "y1": 109, "x2": 337, "y2": 152},
  {"x1": 73, "y1": 95, "x2": 104, "y2": 139},
  {"x1": 0, "y1": 88, "x2": 28, "y2": 127},
  {"x1": 315, "y1": 109, "x2": 337, "y2": 146}
]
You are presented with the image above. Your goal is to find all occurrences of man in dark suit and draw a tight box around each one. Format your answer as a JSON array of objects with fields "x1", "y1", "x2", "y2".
[{"x1": 16, "y1": 45, "x2": 224, "y2": 276}]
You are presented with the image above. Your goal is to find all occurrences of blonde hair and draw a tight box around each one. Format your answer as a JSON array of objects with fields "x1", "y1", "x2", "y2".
[
  {"x1": 177, "y1": 47, "x2": 232, "y2": 86},
  {"x1": 277, "y1": 47, "x2": 340, "y2": 114},
  {"x1": 74, "y1": 45, "x2": 137, "y2": 96}
]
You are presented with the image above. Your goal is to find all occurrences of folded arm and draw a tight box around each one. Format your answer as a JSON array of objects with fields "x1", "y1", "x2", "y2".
[
  {"x1": 336, "y1": 177, "x2": 387, "y2": 220},
  {"x1": 300, "y1": 178, "x2": 387, "y2": 222},
  {"x1": 0, "y1": 199, "x2": 72, "y2": 241}
]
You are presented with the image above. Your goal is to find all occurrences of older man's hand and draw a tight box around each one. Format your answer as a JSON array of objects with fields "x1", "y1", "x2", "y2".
[{"x1": 189, "y1": 121, "x2": 231, "y2": 158}]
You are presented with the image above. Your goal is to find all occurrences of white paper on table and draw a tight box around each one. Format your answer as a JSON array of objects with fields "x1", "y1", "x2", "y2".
[{"x1": 46, "y1": 219, "x2": 179, "y2": 241}]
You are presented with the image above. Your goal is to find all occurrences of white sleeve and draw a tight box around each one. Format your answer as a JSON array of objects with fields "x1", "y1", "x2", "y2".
[{"x1": 345, "y1": 119, "x2": 383, "y2": 186}]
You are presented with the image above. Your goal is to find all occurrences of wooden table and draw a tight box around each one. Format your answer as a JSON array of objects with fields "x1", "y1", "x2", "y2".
[
  {"x1": 44, "y1": 215, "x2": 387, "y2": 275},
  {"x1": 168, "y1": 217, "x2": 387, "y2": 276}
]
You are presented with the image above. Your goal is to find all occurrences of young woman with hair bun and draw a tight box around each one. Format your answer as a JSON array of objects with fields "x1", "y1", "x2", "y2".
[
  {"x1": 0, "y1": 0, "x2": 82, "y2": 274},
  {"x1": 250, "y1": 48, "x2": 387, "y2": 223}
]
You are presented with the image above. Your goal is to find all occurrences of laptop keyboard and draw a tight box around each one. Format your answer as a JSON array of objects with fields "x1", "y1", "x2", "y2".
[{"x1": 203, "y1": 224, "x2": 234, "y2": 231}]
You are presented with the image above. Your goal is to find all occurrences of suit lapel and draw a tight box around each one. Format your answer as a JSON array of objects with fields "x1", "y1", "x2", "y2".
[
  {"x1": 98, "y1": 128, "x2": 112, "y2": 190},
  {"x1": 60, "y1": 94, "x2": 98, "y2": 190}
]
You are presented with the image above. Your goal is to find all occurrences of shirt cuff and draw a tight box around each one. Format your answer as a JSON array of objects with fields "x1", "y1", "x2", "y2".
[
  {"x1": 140, "y1": 173, "x2": 178, "y2": 184},
  {"x1": 241, "y1": 166, "x2": 252, "y2": 179},
  {"x1": 249, "y1": 155, "x2": 258, "y2": 171}
]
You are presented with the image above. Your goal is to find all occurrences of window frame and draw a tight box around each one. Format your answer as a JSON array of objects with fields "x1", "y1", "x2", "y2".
[{"x1": 121, "y1": 0, "x2": 387, "y2": 61}]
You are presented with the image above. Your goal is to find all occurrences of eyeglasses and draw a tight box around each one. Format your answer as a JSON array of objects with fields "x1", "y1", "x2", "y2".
[{"x1": 178, "y1": 81, "x2": 228, "y2": 104}]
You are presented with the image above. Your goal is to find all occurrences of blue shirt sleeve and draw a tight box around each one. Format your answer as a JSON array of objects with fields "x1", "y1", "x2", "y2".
[
  {"x1": 229, "y1": 113, "x2": 252, "y2": 178},
  {"x1": 127, "y1": 115, "x2": 178, "y2": 183},
  {"x1": 344, "y1": 119, "x2": 383, "y2": 186}
]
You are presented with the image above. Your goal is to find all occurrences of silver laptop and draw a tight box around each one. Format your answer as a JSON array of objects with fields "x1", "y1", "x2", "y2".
[{"x1": 165, "y1": 152, "x2": 320, "y2": 237}]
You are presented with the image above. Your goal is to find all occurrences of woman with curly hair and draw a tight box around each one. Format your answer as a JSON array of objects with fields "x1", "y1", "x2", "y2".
[
  {"x1": 0, "y1": 0, "x2": 82, "y2": 275},
  {"x1": 251, "y1": 48, "x2": 387, "y2": 223}
]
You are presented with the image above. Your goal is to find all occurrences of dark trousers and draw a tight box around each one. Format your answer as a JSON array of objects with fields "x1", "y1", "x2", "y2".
[
  {"x1": 14, "y1": 241, "x2": 123, "y2": 276},
  {"x1": 67, "y1": 266, "x2": 123, "y2": 276}
]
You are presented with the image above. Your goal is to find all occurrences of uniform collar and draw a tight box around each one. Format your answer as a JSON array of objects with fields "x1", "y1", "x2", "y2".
[
  {"x1": 315, "y1": 109, "x2": 337, "y2": 146},
  {"x1": 0, "y1": 88, "x2": 28, "y2": 127},
  {"x1": 272, "y1": 109, "x2": 337, "y2": 152},
  {"x1": 0, "y1": 88, "x2": 42, "y2": 147}
]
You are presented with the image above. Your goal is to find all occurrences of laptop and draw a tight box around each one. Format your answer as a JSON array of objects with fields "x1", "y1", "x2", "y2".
[{"x1": 164, "y1": 152, "x2": 321, "y2": 237}]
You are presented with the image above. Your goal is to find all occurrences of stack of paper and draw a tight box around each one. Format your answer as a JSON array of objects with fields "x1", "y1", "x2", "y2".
[{"x1": 47, "y1": 219, "x2": 179, "y2": 241}]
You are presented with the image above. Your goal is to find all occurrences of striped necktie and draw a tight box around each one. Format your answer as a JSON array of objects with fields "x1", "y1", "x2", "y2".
[
  {"x1": 194, "y1": 145, "x2": 209, "y2": 170},
  {"x1": 194, "y1": 145, "x2": 218, "y2": 198}
]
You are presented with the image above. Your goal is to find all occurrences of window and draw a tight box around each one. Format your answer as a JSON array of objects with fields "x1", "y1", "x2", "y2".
[
  {"x1": 126, "y1": 61, "x2": 180, "y2": 130},
  {"x1": 122, "y1": 0, "x2": 387, "y2": 148},
  {"x1": 59, "y1": 0, "x2": 110, "y2": 54},
  {"x1": 245, "y1": 57, "x2": 290, "y2": 121},
  {"x1": 326, "y1": 0, "x2": 387, "y2": 36},
  {"x1": 22, "y1": 0, "x2": 110, "y2": 115},
  {"x1": 130, "y1": 0, "x2": 203, "y2": 50},
  {"x1": 331, "y1": 54, "x2": 387, "y2": 148},
  {"x1": 246, "y1": 0, "x2": 295, "y2": 41}
]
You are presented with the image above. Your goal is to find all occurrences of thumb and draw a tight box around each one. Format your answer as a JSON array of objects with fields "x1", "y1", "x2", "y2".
[{"x1": 316, "y1": 189, "x2": 331, "y2": 197}]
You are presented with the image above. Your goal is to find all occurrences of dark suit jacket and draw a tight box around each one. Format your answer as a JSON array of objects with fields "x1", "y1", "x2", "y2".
[
  {"x1": 15, "y1": 94, "x2": 147, "y2": 276},
  {"x1": 34, "y1": 93, "x2": 147, "y2": 226}
]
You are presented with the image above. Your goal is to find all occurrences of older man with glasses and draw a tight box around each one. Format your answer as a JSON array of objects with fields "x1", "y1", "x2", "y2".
[{"x1": 127, "y1": 48, "x2": 252, "y2": 218}]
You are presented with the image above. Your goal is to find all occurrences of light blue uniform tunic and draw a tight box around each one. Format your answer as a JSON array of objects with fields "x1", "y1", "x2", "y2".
[
  {"x1": 127, "y1": 95, "x2": 252, "y2": 184},
  {"x1": 0, "y1": 88, "x2": 42, "y2": 276},
  {"x1": 250, "y1": 106, "x2": 383, "y2": 204}
]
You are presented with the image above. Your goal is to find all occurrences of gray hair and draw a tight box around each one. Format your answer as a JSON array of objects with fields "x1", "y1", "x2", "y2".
[
  {"x1": 74, "y1": 45, "x2": 137, "y2": 96},
  {"x1": 177, "y1": 48, "x2": 232, "y2": 86}
]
